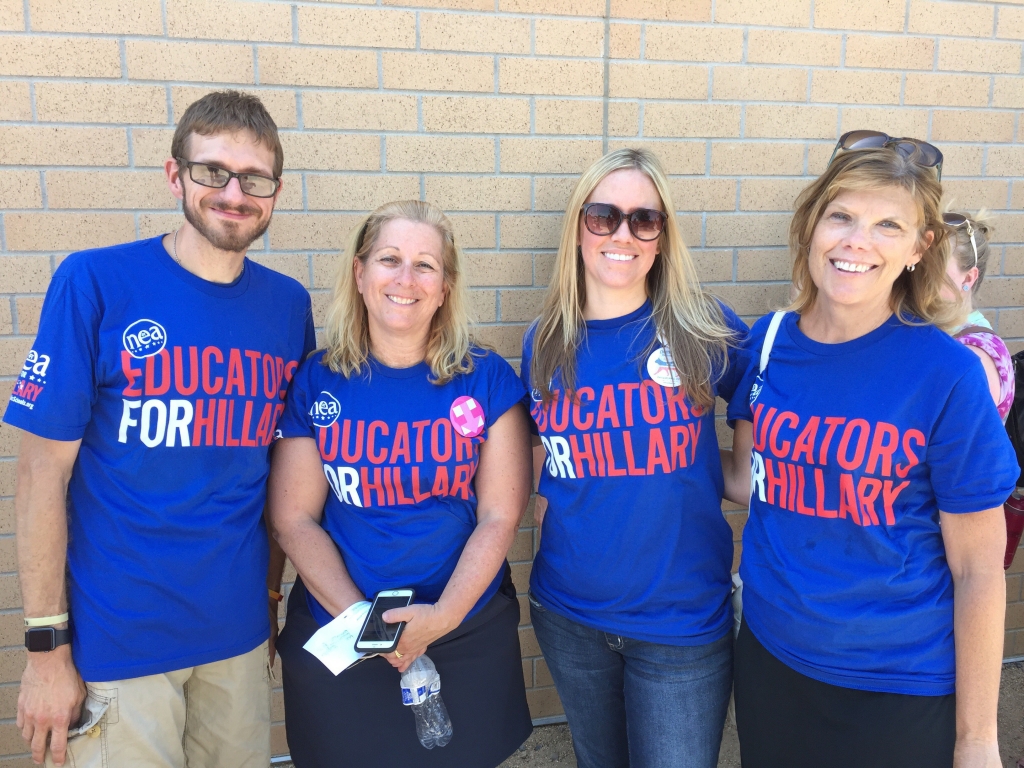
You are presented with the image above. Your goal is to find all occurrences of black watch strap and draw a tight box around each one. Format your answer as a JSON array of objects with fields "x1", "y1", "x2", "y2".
[{"x1": 25, "y1": 627, "x2": 71, "y2": 653}]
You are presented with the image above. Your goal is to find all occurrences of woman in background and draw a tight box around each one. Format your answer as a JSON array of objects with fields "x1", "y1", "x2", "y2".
[{"x1": 943, "y1": 210, "x2": 1014, "y2": 419}]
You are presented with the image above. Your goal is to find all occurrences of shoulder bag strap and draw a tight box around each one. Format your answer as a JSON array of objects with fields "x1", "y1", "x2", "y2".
[{"x1": 759, "y1": 311, "x2": 788, "y2": 374}]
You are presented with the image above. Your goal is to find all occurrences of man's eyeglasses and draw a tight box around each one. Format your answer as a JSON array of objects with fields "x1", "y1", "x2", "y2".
[
  {"x1": 176, "y1": 159, "x2": 280, "y2": 198},
  {"x1": 944, "y1": 212, "x2": 978, "y2": 268},
  {"x1": 581, "y1": 203, "x2": 667, "y2": 242},
  {"x1": 828, "y1": 130, "x2": 944, "y2": 181}
]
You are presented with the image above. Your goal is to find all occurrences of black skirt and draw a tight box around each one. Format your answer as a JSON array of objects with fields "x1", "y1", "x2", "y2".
[
  {"x1": 734, "y1": 619, "x2": 956, "y2": 768},
  {"x1": 277, "y1": 566, "x2": 533, "y2": 768}
]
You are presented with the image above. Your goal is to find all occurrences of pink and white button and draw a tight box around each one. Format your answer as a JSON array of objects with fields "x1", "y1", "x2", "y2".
[{"x1": 449, "y1": 396, "x2": 485, "y2": 438}]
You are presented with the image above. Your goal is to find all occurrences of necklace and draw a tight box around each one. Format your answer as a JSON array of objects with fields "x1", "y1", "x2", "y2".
[{"x1": 171, "y1": 229, "x2": 244, "y2": 277}]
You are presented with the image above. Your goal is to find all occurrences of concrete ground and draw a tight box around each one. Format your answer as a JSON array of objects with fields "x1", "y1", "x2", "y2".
[{"x1": 275, "y1": 661, "x2": 1024, "y2": 767}]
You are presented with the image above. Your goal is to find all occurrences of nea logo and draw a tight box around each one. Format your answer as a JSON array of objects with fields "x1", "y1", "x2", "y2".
[
  {"x1": 123, "y1": 319, "x2": 167, "y2": 359},
  {"x1": 22, "y1": 350, "x2": 51, "y2": 379},
  {"x1": 309, "y1": 391, "x2": 341, "y2": 428}
]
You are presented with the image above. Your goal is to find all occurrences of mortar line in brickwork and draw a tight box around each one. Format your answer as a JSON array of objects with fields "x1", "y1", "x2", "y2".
[
  {"x1": 20, "y1": 0, "x2": 28, "y2": 30},
  {"x1": 27, "y1": 82, "x2": 36, "y2": 122},
  {"x1": 160, "y1": 0, "x2": 168, "y2": 36},
  {"x1": 252, "y1": 46, "x2": 260, "y2": 84},
  {"x1": 0, "y1": 215, "x2": 5, "y2": 252},
  {"x1": 119, "y1": 40, "x2": 128, "y2": 80},
  {"x1": 291, "y1": 4, "x2": 299, "y2": 43},
  {"x1": 601, "y1": 0, "x2": 611, "y2": 154}
]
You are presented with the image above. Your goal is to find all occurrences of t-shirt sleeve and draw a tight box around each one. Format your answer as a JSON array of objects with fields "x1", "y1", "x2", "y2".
[
  {"x1": 714, "y1": 302, "x2": 750, "y2": 403},
  {"x1": 726, "y1": 314, "x2": 769, "y2": 425},
  {"x1": 3, "y1": 275, "x2": 100, "y2": 441},
  {"x1": 481, "y1": 351, "x2": 527, "y2": 428},
  {"x1": 276, "y1": 354, "x2": 318, "y2": 440},
  {"x1": 929, "y1": 362, "x2": 1018, "y2": 514}
]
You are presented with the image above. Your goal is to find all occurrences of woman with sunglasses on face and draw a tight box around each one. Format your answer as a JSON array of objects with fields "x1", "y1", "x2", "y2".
[
  {"x1": 722, "y1": 133, "x2": 1017, "y2": 768},
  {"x1": 942, "y1": 211, "x2": 1014, "y2": 420},
  {"x1": 521, "y1": 148, "x2": 747, "y2": 768}
]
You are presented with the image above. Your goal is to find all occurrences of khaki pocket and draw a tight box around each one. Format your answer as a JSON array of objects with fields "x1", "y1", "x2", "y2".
[{"x1": 60, "y1": 689, "x2": 114, "y2": 768}]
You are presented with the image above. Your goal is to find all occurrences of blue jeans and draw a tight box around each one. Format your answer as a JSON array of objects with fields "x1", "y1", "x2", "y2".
[{"x1": 530, "y1": 594, "x2": 732, "y2": 768}]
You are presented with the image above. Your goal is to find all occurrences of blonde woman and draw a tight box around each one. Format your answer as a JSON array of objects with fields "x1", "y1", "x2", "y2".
[
  {"x1": 520, "y1": 148, "x2": 747, "y2": 768},
  {"x1": 942, "y1": 211, "x2": 1014, "y2": 420},
  {"x1": 269, "y1": 201, "x2": 532, "y2": 767},
  {"x1": 724, "y1": 134, "x2": 1016, "y2": 767}
]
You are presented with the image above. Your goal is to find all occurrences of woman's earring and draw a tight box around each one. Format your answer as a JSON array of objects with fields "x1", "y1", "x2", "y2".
[
  {"x1": 906, "y1": 263, "x2": 916, "y2": 272},
  {"x1": 962, "y1": 284, "x2": 971, "y2": 292}
]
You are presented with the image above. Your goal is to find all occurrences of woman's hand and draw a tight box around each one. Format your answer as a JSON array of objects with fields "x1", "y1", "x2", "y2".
[
  {"x1": 381, "y1": 603, "x2": 460, "y2": 673},
  {"x1": 953, "y1": 737, "x2": 1002, "y2": 768}
]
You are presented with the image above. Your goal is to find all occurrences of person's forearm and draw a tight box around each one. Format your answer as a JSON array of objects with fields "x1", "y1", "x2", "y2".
[
  {"x1": 953, "y1": 569, "x2": 1005, "y2": 743},
  {"x1": 15, "y1": 456, "x2": 71, "y2": 622},
  {"x1": 265, "y1": 506, "x2": 286, "y2": 593},
  {"x1": 272, "y1": 516, "x2": 364, "y2": 617},
  {"x1": 719, "y1": 449, "x2": 751, "y2": 505},
  {"x1": 437, "y1": 516, "x2": 518, "y2": 626}
]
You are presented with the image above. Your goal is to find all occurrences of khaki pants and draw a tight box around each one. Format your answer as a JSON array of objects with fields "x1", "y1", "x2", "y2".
[{"x1": 48, "y1": 641, "x2": 271, "y2": 768}]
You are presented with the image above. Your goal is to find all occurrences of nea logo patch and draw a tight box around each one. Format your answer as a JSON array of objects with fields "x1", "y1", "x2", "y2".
[
  {"x1": 309, "y1": 391, "x2": 341, "y2": 428},
  {"x1": 122, "y1": 319, "x2": 167, "y2": 359}
]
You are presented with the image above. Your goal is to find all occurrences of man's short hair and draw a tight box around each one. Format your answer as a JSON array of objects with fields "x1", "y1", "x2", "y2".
[{"x1": 171, "y1": 90, "x2": 284, "y2": 178}]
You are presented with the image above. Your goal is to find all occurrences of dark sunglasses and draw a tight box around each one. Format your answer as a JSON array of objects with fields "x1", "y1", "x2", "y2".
[
  {"x1": 176, "y1": 159, "x2": 280, "y2": 198},
  {"x1": 828, "y1": 130, "x2": 943, "y2": 181},
  {"x1": 581, "y1": 203, "x2": 667, "y2": 242},
  {"x1": 943, "y1": 212, "x2": 978, "y2": 268}
]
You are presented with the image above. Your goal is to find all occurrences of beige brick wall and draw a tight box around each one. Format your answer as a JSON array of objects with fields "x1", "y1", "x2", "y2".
[{"x1": 1, "y1": 0, "x2": 1023, "y2": 761}]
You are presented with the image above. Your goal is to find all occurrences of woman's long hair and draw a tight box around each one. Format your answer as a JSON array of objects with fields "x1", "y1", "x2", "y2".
[
  {"x1": 529, "y1": 148, "x2": 735, "y2": 411},
  {"x1": 321, "y1": 200, "x2": 474, "y2": 384},
  {"x1": 788, "y1": 147, "x2": 958, "y2": 329}
]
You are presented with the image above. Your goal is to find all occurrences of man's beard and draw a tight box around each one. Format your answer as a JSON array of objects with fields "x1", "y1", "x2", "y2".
[{"x1": 182, "y1": 195, "x2": 272, "y2": 253}]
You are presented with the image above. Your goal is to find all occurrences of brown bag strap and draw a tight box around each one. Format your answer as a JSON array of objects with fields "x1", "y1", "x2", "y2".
[{"x1": 954, "y1": 324, "x2": 992, "y2": 339}]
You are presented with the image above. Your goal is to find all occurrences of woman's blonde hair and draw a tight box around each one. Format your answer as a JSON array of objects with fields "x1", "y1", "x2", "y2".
[
  {"x1": 529, "y1": 148, "x2": 735, "y2": 411},
  {"x1": 788, "y1": 146, "x2": 958, "y2": 329},
  {"x1": 946, "y1": 208, "x2": 995, "y2": 296},
  {"x1": 321, "y1": 200, "x2": 474, "y2": 384}
]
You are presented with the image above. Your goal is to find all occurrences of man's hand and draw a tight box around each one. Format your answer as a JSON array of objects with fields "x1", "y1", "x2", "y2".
[
  {"x1": 381, "y1": 603, "x2": 460, "y2": 673},
  {"x1": 18, "y1": 646, "x2": 85, "y2": 766}
]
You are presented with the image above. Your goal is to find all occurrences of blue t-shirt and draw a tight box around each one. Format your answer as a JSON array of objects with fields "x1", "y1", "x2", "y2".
[
  {"x1": 276, "y1": 348, "x2": 526, "y2": 626},
  {"x1": 728, "y1": 312, "x2": 1018, "y2": 696},
  {"x1": 4, "y1": 236, "x2": 315, "y2": 682},
  {"x1": 521, "y1": 300, "x2": 749, "y2": 645}
]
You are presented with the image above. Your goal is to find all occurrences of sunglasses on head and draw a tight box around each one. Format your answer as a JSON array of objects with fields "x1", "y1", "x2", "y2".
[
  {"x1": 829, "y1": 130, "x2": 944, "y2": 181},
  {"x1": 581, "y1": 203, "x2": 667, "y2": 242},
  {"x1": 944, "y1": 213, "x2": 978, "y2": 269}
]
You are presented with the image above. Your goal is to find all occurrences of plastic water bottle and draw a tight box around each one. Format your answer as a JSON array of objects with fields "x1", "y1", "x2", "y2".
[{"x1": 400, "y1": 655, "x2": 453, "y2": 749}]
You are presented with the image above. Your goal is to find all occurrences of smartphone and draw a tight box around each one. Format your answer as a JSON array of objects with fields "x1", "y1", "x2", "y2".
[{"x1": 354, "y1": 588, "x2": 416, "y2": 654}]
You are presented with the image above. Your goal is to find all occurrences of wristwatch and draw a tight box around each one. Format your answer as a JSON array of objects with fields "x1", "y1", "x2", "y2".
[{"x1": 25, "y1": 627, "x2": 71, "y2": 653}]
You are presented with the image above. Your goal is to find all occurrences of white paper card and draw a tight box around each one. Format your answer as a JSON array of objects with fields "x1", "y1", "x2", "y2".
[{"x1": 302, "y1": 600, "x2": 373, "y2": 675}]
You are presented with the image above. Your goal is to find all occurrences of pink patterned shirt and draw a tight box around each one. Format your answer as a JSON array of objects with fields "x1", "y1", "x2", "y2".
[{"x1": 955, "y1": 311, "x2": 1015, "y2": 422}]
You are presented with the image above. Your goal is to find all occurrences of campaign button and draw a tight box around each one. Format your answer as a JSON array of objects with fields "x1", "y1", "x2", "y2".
[
  {"x1": 646, "y1": 346, "x2": 681, "y2": 387},
  {"x1": 450, "y1": 395, "x2": 485, "y2": 438}
]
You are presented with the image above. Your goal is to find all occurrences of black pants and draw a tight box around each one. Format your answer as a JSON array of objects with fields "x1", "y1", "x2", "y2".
[
  {"x1": 734, "y1": 619, "x2": 956, "y2": 768},
  {"x1": 278, "y1": 568, "x2": 532, "y2": 768}
]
